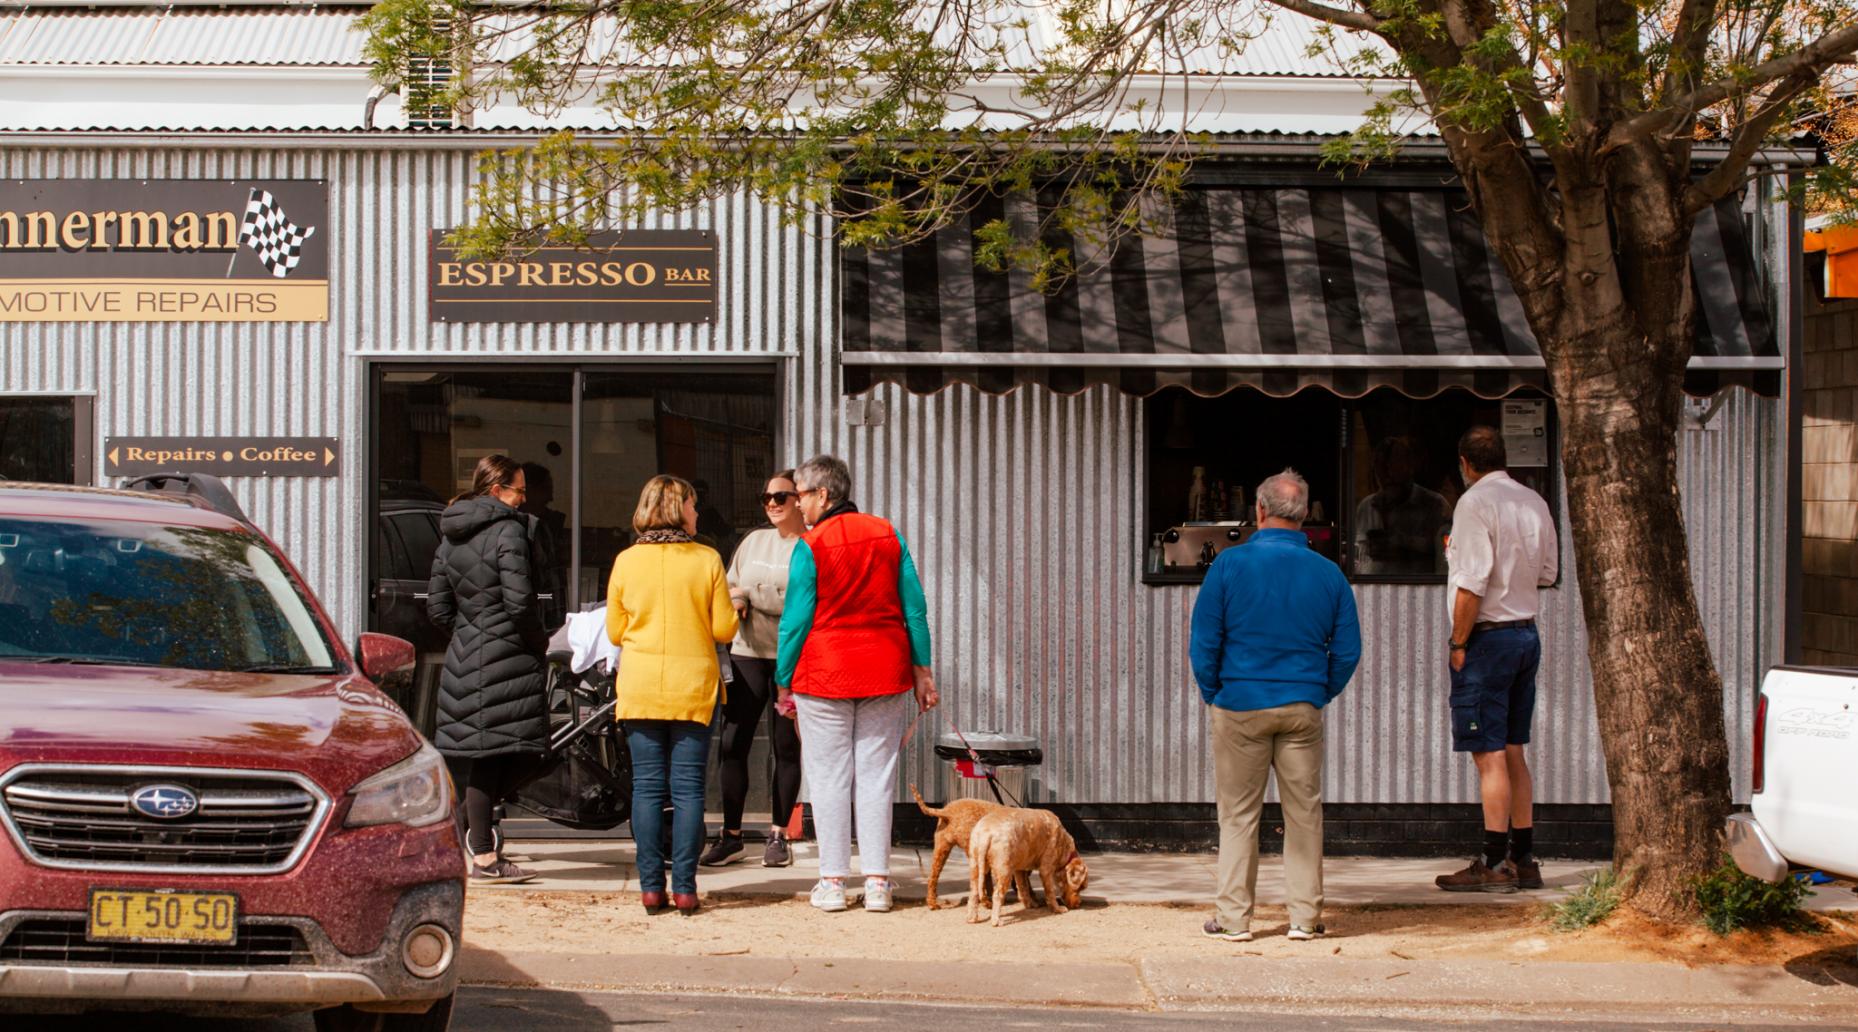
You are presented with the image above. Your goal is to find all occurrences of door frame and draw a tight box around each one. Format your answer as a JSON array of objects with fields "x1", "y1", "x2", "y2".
[
  {"x1": 0, "y1": 391, "x2": 96, "y2": 486},
  {"x1": 362, "y1": 357, "x2": 787, "y2": 638}
]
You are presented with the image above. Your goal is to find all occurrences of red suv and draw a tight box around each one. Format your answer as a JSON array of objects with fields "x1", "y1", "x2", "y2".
[{"x1": 0, "y1": 478, "x2": 463, "y2": 1031}]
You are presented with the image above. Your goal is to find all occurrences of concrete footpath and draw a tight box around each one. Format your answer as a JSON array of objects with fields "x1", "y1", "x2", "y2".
[
  {"x1": 459, "y1": 839, "x2": 1858, "y2": 1024},
  {"x1": 490, "y1": 836, "x2": 1855, "y2": 911},
  {"x1": 459, "y1": 948, "x2": 1858, "y2": 1025}
]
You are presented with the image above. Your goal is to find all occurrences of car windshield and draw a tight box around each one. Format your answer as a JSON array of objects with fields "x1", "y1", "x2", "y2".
[{"x1": 0, "y1": 517, "x2": 338, "y2": 674}]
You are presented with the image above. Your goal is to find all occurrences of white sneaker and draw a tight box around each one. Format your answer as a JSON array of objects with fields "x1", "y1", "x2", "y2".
[
  {"x1": 863, "y1": 877, "x2": 893, "y2": 912},
  {"x1": 1286, "y1": 924, "x2": 1326, "y2": 941},
  {"x1": 810, "y1": 879, "x2": 847, "y2": 912}
]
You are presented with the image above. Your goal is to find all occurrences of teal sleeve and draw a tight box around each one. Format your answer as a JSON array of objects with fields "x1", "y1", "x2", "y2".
[
  {"x1": 774, "y1": 540, "x2": 817, "y2": 688},
  {"x1": 896, "y1": 532, "x2": 933, "y2": 666}
]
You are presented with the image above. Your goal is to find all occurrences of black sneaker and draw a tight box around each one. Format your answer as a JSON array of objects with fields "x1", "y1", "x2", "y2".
[
  {"x1": 470, "y1": 858, "x2": 536, "y2": 885},
  {"x1": 699, "y1": 834, "x2": 745, "y2": 867},
  {"x1": 763, "y1": 833, "x2": 793, "y2": 868}
]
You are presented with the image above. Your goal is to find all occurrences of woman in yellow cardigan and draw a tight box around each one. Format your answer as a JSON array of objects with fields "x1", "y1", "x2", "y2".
[{"x1": 607, "y1": 475, "x2": 739, "y2": 915}]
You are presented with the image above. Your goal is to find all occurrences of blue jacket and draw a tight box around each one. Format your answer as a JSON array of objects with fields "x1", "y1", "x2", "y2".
[{"x1": 1190, "y1": 528, "x2": 1361, "y2": 713}]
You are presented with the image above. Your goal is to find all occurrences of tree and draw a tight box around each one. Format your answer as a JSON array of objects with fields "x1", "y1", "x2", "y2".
[{"x1": 363, "y1": 0, "x2": 1858, "y2": 917}]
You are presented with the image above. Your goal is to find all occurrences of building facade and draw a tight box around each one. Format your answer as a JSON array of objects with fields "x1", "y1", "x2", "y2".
[{"x1": 0, "y1": 4, "x2": 1804, "y2": 853}]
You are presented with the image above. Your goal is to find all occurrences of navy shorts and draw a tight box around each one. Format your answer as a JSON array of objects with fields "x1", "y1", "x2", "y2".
[{"x1": 1449, "y1": 625, "x2": 1541, "y2": 753}]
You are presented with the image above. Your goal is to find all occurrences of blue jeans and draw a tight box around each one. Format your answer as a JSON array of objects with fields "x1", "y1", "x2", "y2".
[
  {"x1": 1448, "y1": 626, "x2": 1542, "y2": 753},
  {"x1": 625, "y1": 720, "x2": 713, "y2": 894}
]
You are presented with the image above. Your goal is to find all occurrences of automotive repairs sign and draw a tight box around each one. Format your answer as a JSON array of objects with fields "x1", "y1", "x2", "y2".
[
  {"x1": 429, "y1": 230, "x2": 717, "y2": 322},
  {"x1": 0, "y1": 180, "x2": 327, "y2": 322},
  {"x1": 105, "y1": 437, "x2": 340, "y2": 478}
]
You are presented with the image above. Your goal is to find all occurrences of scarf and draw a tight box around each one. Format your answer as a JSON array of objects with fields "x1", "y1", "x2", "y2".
[
  {"x1": 636, "y1": 529, "x2": 694, "y2": 545},
  {"x1": 813, "y1": 500, "x2": 860, "y2": 527}
]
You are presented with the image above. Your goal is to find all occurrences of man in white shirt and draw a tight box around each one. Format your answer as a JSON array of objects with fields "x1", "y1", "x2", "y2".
[{"x1": 1435, "y1": 426, "x2": 1558, "y2": 894}]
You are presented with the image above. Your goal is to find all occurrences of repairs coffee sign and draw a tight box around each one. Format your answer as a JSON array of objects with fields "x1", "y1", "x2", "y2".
[
  {"x1": 429, "y1": 230, "x2": 717, "y2": 323},
  {"x1": 0, "y1": 180, "x2": 328, "y2": 323},
  {"x1": 105, "y1": 437, "x2": 340, "y2": 478}
]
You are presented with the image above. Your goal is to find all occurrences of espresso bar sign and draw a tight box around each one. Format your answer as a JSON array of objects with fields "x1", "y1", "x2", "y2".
[
  {"x1": 106, "y1": 437, "x2": 340, "y2": 478},
  {"x1": 0, "y1": 180, "x2": 328, "y2": 323},
  {"x1": 429, "y1": 230, "x2": 717, "y2": 323}
]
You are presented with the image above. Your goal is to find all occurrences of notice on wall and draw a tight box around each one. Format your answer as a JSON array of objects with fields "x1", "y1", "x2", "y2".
[
  {"x1": 106, "y1": 437, "x2": 339, "y2": 478},
  {"x1": 429, "y1": 230, "x2": 717, "y2": 323},
  {"x1": 1500, "y1": 399, "x2": 1549, "y2": 467},
  {"x1": 0, "y1": 180, "x2": 328, "y2": 322}
]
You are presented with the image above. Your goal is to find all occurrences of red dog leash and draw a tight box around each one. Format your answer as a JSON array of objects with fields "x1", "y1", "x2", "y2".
[{"x1": 946, "y1": 717, "x2": 1024, "y2": 808}]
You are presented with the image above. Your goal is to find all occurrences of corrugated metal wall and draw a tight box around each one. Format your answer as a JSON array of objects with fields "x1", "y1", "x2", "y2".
[
  {"x1": 847, "y1": 384, "x2": 1782, "y2": 805},
  {"x1": 0, "y1": 142, "x2": 1781, "y2": 806},
  {"x1": 0, "y1": 145, "x2": 821, "y2": 651}
]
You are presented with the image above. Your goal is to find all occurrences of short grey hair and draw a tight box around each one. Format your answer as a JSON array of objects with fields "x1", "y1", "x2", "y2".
[
  {"x1": 1256, "y1": 468, "x2": 1309, "y2": 522},
  {"x1": 795, "y1": 454, "x2": 853, "y2": 504}
]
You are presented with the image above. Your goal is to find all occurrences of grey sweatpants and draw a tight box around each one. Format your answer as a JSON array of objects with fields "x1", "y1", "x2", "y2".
[{"x1": 792, "y1": 689, "x2": 914, "y2": 878}]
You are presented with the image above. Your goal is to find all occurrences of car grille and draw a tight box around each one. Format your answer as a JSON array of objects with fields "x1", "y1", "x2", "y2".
[
  {"x1": 0, "y1": 769, "x2": 325, "y2": 873},
  {"x1": 0, "y1": 918, "x2": 314, "y2": 968}
]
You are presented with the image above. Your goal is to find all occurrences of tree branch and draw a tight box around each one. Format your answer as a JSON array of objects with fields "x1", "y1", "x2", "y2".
[
  {"x1": 1439, "y1": 0, "x2": 1560, "y2": 149},
  {"x1": 1659, "y1": 0, "x2": 1720, "y2": 105},
  {"x1": 1561, "y1": 0, "x2": 1604, "y2": 139},
  {"x1": 1682, "y1": 68, "x2": 1819, "y2": 215},
  {"x1": 1259, "y1": 0, "x2": 1381, "y2": 34},
  {"x1": 1612, "y1": 23, "x2": 1858, "y2": 147}
]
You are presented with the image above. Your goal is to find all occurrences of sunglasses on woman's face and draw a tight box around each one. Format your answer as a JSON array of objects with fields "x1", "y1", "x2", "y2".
[{"x1": 759, "y1": 491, "x2": 797, "y2": 506}]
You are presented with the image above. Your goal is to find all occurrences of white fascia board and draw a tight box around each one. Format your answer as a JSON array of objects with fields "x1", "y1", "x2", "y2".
[
  {"x1": 472, "y1": 75, "x2": 1418, "y2": 136},
  {"x1": 0, "y1": 61, "x2": 1418, "y2": 135},
  {"x1": 0, "y1": 64, "x2": 365, "y2": 80},
  {"x1": 0, "y1": 69, "x2": 378, "y2": 130}
]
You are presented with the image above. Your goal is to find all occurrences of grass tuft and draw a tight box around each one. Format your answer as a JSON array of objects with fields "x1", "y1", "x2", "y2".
[{"x1": 1546, "y1": 866, "x2": 1622, "y2": 931}]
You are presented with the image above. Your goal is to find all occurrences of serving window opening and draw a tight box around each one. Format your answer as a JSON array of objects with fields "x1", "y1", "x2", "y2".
[{"x1": 1142, "y1": 386, "x2": 1557, "y2": 585}]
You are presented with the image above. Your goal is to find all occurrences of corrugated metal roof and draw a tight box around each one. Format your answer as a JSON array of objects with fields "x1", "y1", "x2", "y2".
[
  {"x1": 0, "y1": 6, "x2": 1385, "y2": 76},
  {"x1": 0, "y1": 8, "x2": 367, "y2": 65}
]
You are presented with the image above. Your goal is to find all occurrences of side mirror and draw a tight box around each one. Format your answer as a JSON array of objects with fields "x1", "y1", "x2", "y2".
[{"x1": 356, "y1": 632, "x2": 417, "y2": 683}]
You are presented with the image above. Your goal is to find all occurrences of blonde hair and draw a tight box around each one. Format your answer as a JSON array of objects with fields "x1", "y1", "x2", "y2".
[{"x1": 633, "y1": 475, "x2": 696, "y2": 534}]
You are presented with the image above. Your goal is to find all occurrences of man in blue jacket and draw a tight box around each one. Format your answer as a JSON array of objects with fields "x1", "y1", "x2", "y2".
[{"x1": 1191, "y1": 469, "x2": 1361, "y2": 943}]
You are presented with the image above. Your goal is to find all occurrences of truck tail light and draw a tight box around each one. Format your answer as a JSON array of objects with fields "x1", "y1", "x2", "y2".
[{"x1": 1751, "y1": 692, "x2": 1768, "y2": 795}]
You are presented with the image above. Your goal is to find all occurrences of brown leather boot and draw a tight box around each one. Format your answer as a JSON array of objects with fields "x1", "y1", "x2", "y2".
[
  {"x1": 1434, "y1": 857, "x2": 1518, "y2": 893},
  {"x1": 1505, "y1": 857, "x2": 1544, "y2": 890}
]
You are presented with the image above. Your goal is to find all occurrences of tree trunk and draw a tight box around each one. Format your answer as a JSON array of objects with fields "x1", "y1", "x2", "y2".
[{"x1": 1546, "y1": 321, "x2": 1733, "y2": 919}]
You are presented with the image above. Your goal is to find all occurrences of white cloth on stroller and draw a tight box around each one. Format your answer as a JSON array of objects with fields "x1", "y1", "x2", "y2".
[
  {"x1": 560, "y1": 605, "x2": 733, "y2": 684},
  {"x1": 563, "y1": 607, "x2": 621, "y2": 675}
]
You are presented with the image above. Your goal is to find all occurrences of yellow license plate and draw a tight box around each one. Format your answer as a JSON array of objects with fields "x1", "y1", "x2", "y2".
[{"x1": 87, "y1": 889, "x2": 239, "y2": 946}]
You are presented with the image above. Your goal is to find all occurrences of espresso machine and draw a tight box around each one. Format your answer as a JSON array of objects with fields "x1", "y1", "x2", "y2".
[{"x1": 1162, "y1": 522, "x2": 1252, "y2": 569}]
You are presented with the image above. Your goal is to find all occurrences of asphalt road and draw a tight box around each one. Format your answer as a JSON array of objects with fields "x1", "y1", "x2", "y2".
[{"x1": 11, "y1": 987, "x2": 1858, "y2": 1032}]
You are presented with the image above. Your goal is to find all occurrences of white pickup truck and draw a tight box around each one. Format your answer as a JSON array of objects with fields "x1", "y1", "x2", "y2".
[{"x1": 1726, "y1": 666, "x2": 1858, "y2": 882}]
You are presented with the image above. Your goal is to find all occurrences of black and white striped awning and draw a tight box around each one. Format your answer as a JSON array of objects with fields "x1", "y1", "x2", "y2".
[{"x1": 840, "y1": 188, "x2": 1780, "y2": 398}]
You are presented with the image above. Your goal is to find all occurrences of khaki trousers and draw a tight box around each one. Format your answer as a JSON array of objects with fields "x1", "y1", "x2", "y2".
[{"x1": 1211, "y1": 702, "x2": 1325, "y2": 931}]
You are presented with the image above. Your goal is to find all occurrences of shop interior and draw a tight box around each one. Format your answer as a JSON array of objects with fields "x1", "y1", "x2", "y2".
[
  {"x1": 369, "y1": 366, "x2": 777, "y2": 724},
  {"x1": 1143, "y1": 386, "x2": 1557, "y2": 584}
]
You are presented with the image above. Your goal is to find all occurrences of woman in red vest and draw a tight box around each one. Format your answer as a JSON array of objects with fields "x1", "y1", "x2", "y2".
[{"x1": 775, "y1": 454, "x2": 938, "y2": 914}]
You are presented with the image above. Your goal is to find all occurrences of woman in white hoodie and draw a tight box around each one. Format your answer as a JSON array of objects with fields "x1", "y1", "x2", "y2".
[{"x1": 700, "y1": 470, "x2": 807, "y2": 868}]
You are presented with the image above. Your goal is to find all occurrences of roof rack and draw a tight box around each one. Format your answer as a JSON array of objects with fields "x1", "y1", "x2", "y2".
[{"x1": 122, "y1": 472, "x2": 253, "y2": 526}]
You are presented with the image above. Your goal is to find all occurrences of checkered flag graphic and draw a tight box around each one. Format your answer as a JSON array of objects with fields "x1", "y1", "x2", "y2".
[{"x1": 237, "y1": 188, "x2": 316, "y2": 279}]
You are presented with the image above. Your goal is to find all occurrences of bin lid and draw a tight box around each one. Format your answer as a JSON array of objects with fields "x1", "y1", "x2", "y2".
[{"x1": 937, "y1": 730, "x2": 1038, "y2": 752}]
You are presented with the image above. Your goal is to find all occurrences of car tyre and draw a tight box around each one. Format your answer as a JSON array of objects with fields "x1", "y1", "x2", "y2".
[{"x1": 314, "y1": 992, "x2": 455, "y2": 1032}]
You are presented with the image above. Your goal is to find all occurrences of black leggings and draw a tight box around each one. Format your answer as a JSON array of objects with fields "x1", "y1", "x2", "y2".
[
  {"x1": 446, "y1": 753, "x2": 546, "y2": 856},
  {"x1": 718, "y1": 656, "x2": 802, "y2": 832}
]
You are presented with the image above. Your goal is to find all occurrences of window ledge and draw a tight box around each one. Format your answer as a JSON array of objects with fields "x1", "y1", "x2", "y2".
[{"x1": 1142, "y1": 571, "x2": 1211, "y2": 586}]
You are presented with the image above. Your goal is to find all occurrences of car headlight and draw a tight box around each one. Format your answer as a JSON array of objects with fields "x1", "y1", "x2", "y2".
[{"x1": 345, "y1": 742, "x2": 452, "y2": 829}]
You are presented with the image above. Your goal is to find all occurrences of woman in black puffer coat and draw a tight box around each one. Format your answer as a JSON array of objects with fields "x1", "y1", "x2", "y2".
[{"x1": 428, "y1": 454, "x2": 548, "y2": 885}]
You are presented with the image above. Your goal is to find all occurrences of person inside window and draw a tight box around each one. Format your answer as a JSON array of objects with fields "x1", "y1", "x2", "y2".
[{"x1": 1353, "y1": 436, "x2": 1449, "y2": 577}]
